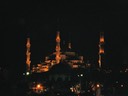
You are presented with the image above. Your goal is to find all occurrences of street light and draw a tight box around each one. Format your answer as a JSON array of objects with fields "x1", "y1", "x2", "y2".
[
  {"x1": 78, "y1": 74, "x2": 83, "y2": 94},
  {"x1": 26, "y1": 71, "x2": 30, "y2": 75}
]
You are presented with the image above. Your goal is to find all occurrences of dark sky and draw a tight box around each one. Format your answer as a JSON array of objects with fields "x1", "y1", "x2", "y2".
[{"x1": 3, "y1": 1, "x2": 128, "y2": 73}]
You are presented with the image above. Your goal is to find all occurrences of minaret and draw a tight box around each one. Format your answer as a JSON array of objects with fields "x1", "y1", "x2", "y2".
[
  {"x1": 26, "y1": 38, "x2": 31, "y2": 72},
  {"x1": 98, "y1": 32, "x2": 104, "y2": 68},
  {"x1": 55, "y1": 31, "x2": 61, "y2": 64}
]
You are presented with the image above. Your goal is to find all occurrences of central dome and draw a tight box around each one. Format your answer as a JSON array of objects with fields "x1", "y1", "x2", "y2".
[{"x1": 49, "y1": 62, "x2": 72, "y2": 75}]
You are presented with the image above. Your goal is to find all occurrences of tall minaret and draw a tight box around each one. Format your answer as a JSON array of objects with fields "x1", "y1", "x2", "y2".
[
  {"x1": 55, "y1": 31, "x2": 61, "y2": 64},
  {"x1": 26, "y1": 38, "x2": 31, "y2": 71},
  {"x1": 98, "y1": 32, "x2": 104, "y2": 68}
]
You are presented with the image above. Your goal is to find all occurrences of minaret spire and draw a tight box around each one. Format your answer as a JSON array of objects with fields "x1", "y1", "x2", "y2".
[
  {"x1": 68, "y1": 42, "x2": 72, "y2": 49},
  {"x1": 26, "y1": 38, "x2": 31, "y2": 71},
  {"x1": 98, "y1": 32, "x2": 104, "y2": 68},
  {"x1": 55, "y1": 31, "x2": 61, "y2": 64},
  {"x1": 68, "y1": 32, "x2": 72, "y2": 50}
]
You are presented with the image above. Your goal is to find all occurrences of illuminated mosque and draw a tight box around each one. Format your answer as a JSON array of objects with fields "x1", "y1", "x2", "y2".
[
  {"x1": 25, "y1": 31, "x2": 105, "y2": 95},
  {"x1": 25, "y1": 31, "x2": 105, "y2": 73}
]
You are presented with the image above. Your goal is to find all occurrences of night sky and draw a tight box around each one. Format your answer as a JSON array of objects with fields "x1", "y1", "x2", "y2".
[{"x1": 3, "y1": 1, "x2": 128, "y2": 74}]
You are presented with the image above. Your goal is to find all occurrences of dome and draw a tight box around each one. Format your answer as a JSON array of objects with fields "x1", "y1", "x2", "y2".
[{"x1": 49, "y1": 62, "x2": 72, "y2": 75}]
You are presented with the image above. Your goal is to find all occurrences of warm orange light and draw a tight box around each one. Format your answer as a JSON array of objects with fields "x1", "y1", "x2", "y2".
[
  {"x1": 98, "y1": 59, "x2": 101, "y2": 64},
  {"x1": 99, "y1": 49, "x2": 104, "y2": 54},
  {"x1": 56, "y1": 31, "x2": 60, "y2": 42},
  {"x1": 56, "y1": 46, "x2": 61, "y2": 50},
  {"x1": 37, "y1": 84, "x2": 41, "y2": 88},
  {"x1": 26, "y1": 38, "x2": 31, "y2": 47},
  {"x1": 26, "y1": 38, "x2": 31, "y2": 71},
  {"x1": 100, "y1": 37, "x2": 104, "y2": 43},
  {"x1": 55, "y1": 54, "x2": 61, "y2": 64},
  {"x1": 55, "y1": 32, "x2": 61, "y2": 64},
  {"x1": 31, "y1": 83, "x2": 45, "y2": 94},
  {"x1": 36, "y1": 84, "x2": 43, "y2": 90},
  {"x1": 96, "y1": 84, "x2": 100, "y2": 88}
]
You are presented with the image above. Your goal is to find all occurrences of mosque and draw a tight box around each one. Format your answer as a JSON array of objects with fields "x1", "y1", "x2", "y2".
[
  {"x1": 26, "y1": 31, "x2": 105, "y2": 73},
  {"x1": 25, "y1": 31, "x2": 105, "y2": 95}
]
